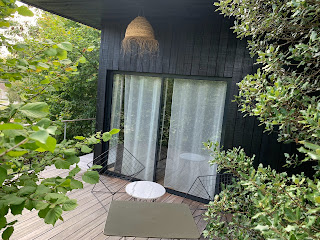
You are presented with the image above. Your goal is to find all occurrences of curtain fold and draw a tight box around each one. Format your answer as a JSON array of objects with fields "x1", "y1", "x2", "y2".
[
  {"x1": 108, "y1": 74, "x2": 124, "y2": 164},
  {"x1": 110, "y1": 74, "x2": 227, "y2": 196},
  {"x1": 123, "y1": 75, "x2": 162, "y2": 181},
  {"x1": 164, "y1": 78, "x2": 227, "y2": 196}
]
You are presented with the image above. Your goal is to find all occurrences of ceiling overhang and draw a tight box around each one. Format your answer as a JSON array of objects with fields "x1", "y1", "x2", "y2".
[{"x1": 20, "y1": 0, "x2": 217, "y2": 29}]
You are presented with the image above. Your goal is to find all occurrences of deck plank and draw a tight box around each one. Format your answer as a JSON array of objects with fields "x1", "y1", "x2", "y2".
[{"x1": 8, "y1": 167, "x2": 208, "y2": 240}]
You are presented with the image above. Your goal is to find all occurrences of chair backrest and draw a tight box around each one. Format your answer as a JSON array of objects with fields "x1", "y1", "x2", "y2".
[
  {"x1": 92, "y1": 144, "x2": 145, "y2": 179},
  {"x1": 185, "y1": 173, "x2": 234, "y2": 202}
]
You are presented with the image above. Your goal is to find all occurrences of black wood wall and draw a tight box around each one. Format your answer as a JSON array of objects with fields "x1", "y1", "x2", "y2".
[{"x1": 95, "y1": 14, "x2": 296, "y2": 172}]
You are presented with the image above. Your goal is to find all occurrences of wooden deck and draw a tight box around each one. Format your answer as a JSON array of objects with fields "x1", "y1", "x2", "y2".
[{"x1": 7, "y1": 163, "x2": 208, "y2": 240}]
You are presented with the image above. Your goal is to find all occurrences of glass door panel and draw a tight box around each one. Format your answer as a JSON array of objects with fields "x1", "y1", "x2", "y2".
[
  {"x1": 163, "y1": 78, "x2": 227, "y2": 195},
  {"x1": 110, "y1": 74, "x2": 162, "y2": 181},
  {"x1": 110, "y1": 73, "x2": 227, "y2": 197}
]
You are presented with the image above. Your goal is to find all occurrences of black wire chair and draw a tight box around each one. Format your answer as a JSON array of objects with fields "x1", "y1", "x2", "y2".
[
  {"x1": 180, "y1": 173, "x2": 234, "y2": 238},
  {"x1": 182, "y1": 173, "x2": 234, "y2": 215},
  {"x1": 188, "y1": 173, "x2": 233, "y2": 201},
  {"x1": 87, "y1": 144, "x2": 145, "y2": 212}
]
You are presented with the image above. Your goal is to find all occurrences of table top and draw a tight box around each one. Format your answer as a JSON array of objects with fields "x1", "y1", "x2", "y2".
[
  {"x1": 125, "y1": 181, "x2": 166, "y2": 200},
  {"x1": 179, "y1": 152, "x2": 206, "y2": 162},
  {"x1": 104, "y1": 200, "x2": 200, "y2": 238}
]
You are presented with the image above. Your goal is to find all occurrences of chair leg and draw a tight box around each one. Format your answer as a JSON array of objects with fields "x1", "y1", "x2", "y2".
[{"x1": 91, "y1": 189, "x2": 109, "y2": 213}]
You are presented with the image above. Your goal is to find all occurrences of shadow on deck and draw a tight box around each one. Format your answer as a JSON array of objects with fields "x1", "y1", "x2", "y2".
[{"x1": 7, "y1": 158, "x2": 208, "y2": 240}]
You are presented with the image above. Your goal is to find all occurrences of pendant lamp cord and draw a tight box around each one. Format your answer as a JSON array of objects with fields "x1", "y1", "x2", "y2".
[{"x1": 138, "y1": 7, "x2": 145, "y2": 17}]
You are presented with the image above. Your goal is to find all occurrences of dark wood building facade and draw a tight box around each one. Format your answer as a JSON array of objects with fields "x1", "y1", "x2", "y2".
[
  {"x1": 21, "y1": 0, "x2": 297, "y2": 195},
  {"x1": 95, "y1": 16, "x2": 293, "y2": 170}
]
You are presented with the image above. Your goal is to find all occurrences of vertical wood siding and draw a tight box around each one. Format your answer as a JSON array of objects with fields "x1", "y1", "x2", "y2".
[{"x1": 96, "y1": 15, "x2": 294, "y2": 171}]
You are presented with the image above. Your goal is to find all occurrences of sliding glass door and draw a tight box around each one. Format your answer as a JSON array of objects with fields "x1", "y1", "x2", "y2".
[
  {"x1": 110, "y1": 73, "x2": 227, "y2": 196},
  {"x1": 163, "y1": 78, "x2": 227, "y2": 194},
  {"x1": 110, "y1": 74, "x2": 162, "y2": 181}
]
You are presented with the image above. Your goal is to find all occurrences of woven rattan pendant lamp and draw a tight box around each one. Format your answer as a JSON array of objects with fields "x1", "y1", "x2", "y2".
[{"x1": 121, "y1": 16, "x2": 159, "y2": 55}]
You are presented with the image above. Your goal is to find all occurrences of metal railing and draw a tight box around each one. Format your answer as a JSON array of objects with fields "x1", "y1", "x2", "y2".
[{"x1": 61, "y1": 118, "x2": 95, "y2": 141}]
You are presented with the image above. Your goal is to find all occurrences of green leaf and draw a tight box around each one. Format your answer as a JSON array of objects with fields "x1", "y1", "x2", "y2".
[
  {"x1": 35, "y1": 185, "x2": 51, "y2": 195},
  {"x1": 55, "y1": 160, "x2": 71, "y2": 169},
  {"x1": 5, "y1": 195, "x2": 25, "y2": 206},
  {"x1": 7, "y1": 150, "x2": 28, "y2": 157},
  {"x1": 37, "y1": 62, "x2": 50, "y2": 70},
  {"x1": 69, "y1": 166, "x2": 81, "y2": 177},
  {"x1": 74, "y1": 136, "x2": 85, "y2": 140},
  {"x1": 17, "y1": 6, "x2": 34, "y2": 16},
  {"x1": 109, "y1": 129, "x2": 120, "y2": 135},
  {"x1": 301, "y1": 141, "x2": 320, "y2": 151},
  {"x1": 17, "y1": 186, "x2": 36, "y2": 196},
  {"x1": 19, "y1": 102, "x2": 49, "y2": 119},
  {"x1": 56, "y1": 48, "x2": 67, "y2": 60},
  {"x1": 290, "y1": 234, "x2": 297, "y2": 240},
  {"x1": 0, "y1": 167, "x2": 8, "y2": 185},
  {"x1": 36, "y1": 118, "x2": 51, "y2": 128},
  {"x1": 254, "y1": 224, "x2": 269, "y2": 231},
  {"x1": 10, "y1": 202, "x2": 25, "y2": 215},
  {"x1": 81, "y1": 145, "x2": 92, "y2": 153},
  {"x1": 44, "y1": 193, "x2": 65, "y2": 201},
  {"x1": 87, "y1": 46, "x2": 95, "y2": 52},
  {"x1": 78, "y1": 56, "x2": 86, "y2": 63},
  {"x1": 60, "y1": 59, "x2": 72, "y2": 65},
  {"x1": 0, "y1": 206, "x2": 9, "y2": 217},
  {"x1": 38, "y1": 207, "x2": 50, "y2": 219},
  {"x1": 34, "y1": 201, "x2": 49, "y2": 210},
  {"x1": 63, "y1": 148, "x2": 77, "y2": 156},
  {"x1": 24, "y1": 199, "x2": 34, "y2": 210},
  {"x1": 66, "y1": 155, "x2": 80, "y2": 165},
  {"x1": 36, "y1": 136, "x2": 56, "y2": 153},
  {"x1": 0, "y1": 21, "x2": 10, "y2": 27},
  {"x1": 18, "y1": 59, "x2": 28, "y2": 66},
  {"x1": 284, "y1": 225, "x2": 296, "y2": 232},
  {"x1": 82, "y1": 171, "x2": 99, "y2": 184},
  {"x1": 43, "y1": 48, "x2": 57, "y2": 56},
  {"x1": 44, "y1": 206, "x2": 63, "y2": 226},
  {"x1": 30, "y1": 130, "x2": 49, "y2": 144},
  {"x1": 284, "y1": 208, "x2": 297, "y2": 222},
  {"x1": 56, "y1": 187, "x2": 68, "y2": 194},
  {"x1": 70, "y1": 179, "x2": 83, "y2": 189},
  {"x1": 62, "y1": 199, "x2": 77, "y2": 211},
  {"x1": 12, "y1": 44, "x2": 28, "y2": 51},
  {"x1": 40, "y1": 79, "x2": 50, "y2": 84},
  {"x1": 57, "y1": 42, "x2": 72, "y2": 51},
  {"x1": 315, "y1": 196, "x2": 320, "y2": 204},
  {"x1": 58, "y1": 179, "x2": 70, "y2": 188},
  {"x1": 3, "y1": 129, "x2": 26, "y2": 138},
  {"x1": 2, "y1": 226, "x2": 14, "y2": 240},
  {"x1": 46, "y1": 126, "x2": 57, "y2": 135},
  {"x1": 310, "y1": 31, "x2": 317, "y2": 42},
  {"x1": 0, "y1": 123, "x2": 23, "y2": 130},
  {"x1": 0, "y1": 216, "x2": 7, "y2": 230},
  {"x1": 102, "y1": 132, "x2": 111, "y2": 142},
  {"x1": 90, "y1": 165, "x2": 102, "y2": 170}
]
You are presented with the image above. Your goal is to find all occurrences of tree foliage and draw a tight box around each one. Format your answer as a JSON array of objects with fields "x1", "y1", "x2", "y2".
[
  {"x1": 204, "y1": 0, "x2": 320, "y2": 239},
  {"x1": 6, "y1": 11, "x2": 100, "y2": 140},
  {"x1": 0, "y1": 2, "x2": 111, "y2": 239},
  {"x1": 227, "y1": 0, "x2": 319, "y2": 144}
]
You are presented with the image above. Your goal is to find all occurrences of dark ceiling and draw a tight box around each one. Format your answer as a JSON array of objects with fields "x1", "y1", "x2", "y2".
[{"x1": 20, "y1": 0, "x2": 217, "y2": 29}]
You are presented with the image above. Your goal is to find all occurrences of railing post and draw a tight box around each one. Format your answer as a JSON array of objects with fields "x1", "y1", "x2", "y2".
[
  {"x1": 64, "y1": 122, "x2": 67, "y2": 141},
  {"x1": 61, "y1": 118, "x2": 95, "y2": 141}
]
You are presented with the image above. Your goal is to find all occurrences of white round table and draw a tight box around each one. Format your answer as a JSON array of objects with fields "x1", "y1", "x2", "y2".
[
  {"x1": 125, "y1": 181, "x2": 166, "y2": 201},
  {"x1": 179, "y1": 153, "x2": 206, "y2": 162}
]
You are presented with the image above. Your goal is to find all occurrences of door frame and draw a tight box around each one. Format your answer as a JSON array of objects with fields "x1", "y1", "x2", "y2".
[{"x1": 107, "y1": 71, "x2": 232, "y2": 183}]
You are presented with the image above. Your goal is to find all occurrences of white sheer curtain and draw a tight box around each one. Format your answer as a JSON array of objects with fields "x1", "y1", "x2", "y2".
[
  {"x1": 123, "y1": 75, "x2": 162, "y2": 181},
  {"x1": 108, "y1": 74, "x2": 124, "y2": 164},
  {"x1": 164, "y1": 78, "x2": 227, "y2": 196}
]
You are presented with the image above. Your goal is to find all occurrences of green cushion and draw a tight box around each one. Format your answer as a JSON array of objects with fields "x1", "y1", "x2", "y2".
[{"x1": 104, "y1": 200, "x2": 201, "y2": 239}]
